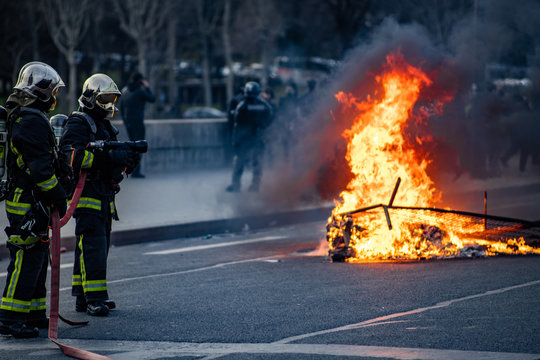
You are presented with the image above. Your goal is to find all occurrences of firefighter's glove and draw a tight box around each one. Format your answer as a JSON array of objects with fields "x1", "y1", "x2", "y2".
[
  {"x1": 53, "y1": 198, "x2": 67, "y2": 218},
  {"x1": 41, "y1": 184, "x2": 68, "y2": 218},
  {"x1": 109, "y1": 149, "x2": 139, "y2": 169}
]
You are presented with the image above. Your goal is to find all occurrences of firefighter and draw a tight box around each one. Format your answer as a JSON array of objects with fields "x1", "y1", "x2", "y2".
[
  {"x1": 226, "y1": 81, "x2": 273, "y2": 192},
  {"x1": 60, "y1": 74, "x2": 139, "y2": 316},
  {"x1": 0, "y1": 62, "x2": 68, "y2": 338}
]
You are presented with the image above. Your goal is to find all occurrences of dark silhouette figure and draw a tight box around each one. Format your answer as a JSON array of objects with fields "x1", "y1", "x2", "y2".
[
  {"x1": 226, "y1": 82, "x2": 273, "y2": 192},
  {"x1": 120, "y1": 72, "x2": 155, "y2": 178}
]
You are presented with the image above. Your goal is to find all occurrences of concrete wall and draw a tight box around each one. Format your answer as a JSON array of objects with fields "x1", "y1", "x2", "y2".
[{"x1": 112, "y1": 118, "x2": 232, "y2": 173}]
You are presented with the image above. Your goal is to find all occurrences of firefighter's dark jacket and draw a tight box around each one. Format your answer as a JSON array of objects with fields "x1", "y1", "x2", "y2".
[
  {"x1": 59, "y1": 111, "x2": 122, "y2": 219},
  {"x1": 5, "y1": 106, "x2": 67, "y2": 245},
  {"x1": 233, "y1": 96, "x2": 273, "y2": 147}
]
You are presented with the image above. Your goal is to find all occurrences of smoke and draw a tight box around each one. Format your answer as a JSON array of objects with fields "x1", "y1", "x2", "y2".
[{"x1": 235, "y1": 1, "x2": 540, "y2": 214}]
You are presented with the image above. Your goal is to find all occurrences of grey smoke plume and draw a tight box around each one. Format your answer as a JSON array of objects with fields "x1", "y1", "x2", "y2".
[{"x1": 256, "y1": 1, "x2": 540, "y2": 212}]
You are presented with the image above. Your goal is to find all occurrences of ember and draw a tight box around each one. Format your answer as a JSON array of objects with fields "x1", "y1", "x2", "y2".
[{"x1": 327, "y1": 52, "x2": 540, "y2": 262}]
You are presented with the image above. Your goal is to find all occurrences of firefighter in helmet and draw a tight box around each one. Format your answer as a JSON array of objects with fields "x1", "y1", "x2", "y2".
[
  {"x1": 60, "y1": 73, "x2": 139, "y2": 316},
  {"x1": 0, "y1": 62, "x2": 68, "y2": 338},
  {"x1": 226, "y1": 81, "x2": 273, "y2": 192}
]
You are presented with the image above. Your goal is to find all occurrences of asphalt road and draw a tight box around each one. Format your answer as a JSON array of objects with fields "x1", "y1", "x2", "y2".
[{"x1": 0, "y1": 220, "x2": 539, "y2": 360}]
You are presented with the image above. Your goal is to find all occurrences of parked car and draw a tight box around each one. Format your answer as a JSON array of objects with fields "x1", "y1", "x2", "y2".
[{"x1": 183, "y1": 107, "x2": 226, "y2": 119}]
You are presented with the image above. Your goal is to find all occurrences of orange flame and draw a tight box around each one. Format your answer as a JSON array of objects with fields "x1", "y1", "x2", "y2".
[{"x1": 328, "y1": 52, "x2": 540, "y2": 261}]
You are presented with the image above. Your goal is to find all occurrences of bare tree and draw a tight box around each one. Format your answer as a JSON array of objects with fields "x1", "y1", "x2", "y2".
[
  {"x1": 42, "y1": 0, "x2": 90, "y2": 112},
  {"x1": 222, "y1": 0, "x2": 234, "y2": 103},
  {"x1": 113, "y1": 0, "x2": 169, "y2": 76},
  {"x1": 196, "y1": 0, "x2": 223, "y2": 107},
  {"x1": 232, "y1": 0, "x2": 282, "y2": 88},
  {"x1": 324, "y1": 0, "x2": 371, "y2": 55}
]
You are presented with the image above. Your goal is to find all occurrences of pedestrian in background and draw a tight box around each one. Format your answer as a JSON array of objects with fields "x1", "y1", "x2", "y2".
[
  {"x1": 0, "y1": 62, "x2": 68, "y2": 338},
  {"x1": 120, "y1": 72, "x2": 155, "y2": 178},
  {"x1": 226, "y1": 81, "x2": 273, "y2": 192},
  {"x1": 61, "y1": 74, "x2": 140, "y2": 317}
]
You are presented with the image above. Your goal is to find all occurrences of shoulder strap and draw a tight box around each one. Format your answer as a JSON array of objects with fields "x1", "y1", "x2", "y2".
[
  {"x1": 71, "y1": 111, "x2": 97, "y2": 135},
  {"x1": 18, "y1": 106, "x2": 50, "y2": 123}
]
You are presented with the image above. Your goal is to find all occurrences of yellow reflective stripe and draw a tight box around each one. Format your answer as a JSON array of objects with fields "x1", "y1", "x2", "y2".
[
  {"x1": 30, "y1": 297, "x2": 47, "y2": 311},
  {"x1": 6, "y1": 249, "x2": 23, "y2": 299},
  {"x1": 83, "y1": 279, "x2": 107, "y2": 292},
  {"x1": 77, "y1": 197, "x2": 101, "y2": 210},
  {"x1": 14, "y1": 188, "x2": 23, "y2": 202},
  {"x1": 37, "y1": 174, "x2": 59, "y2": 191},
  {"x1": 78, "y1": 235, "x2": 87, "y2": 291},
  {"x1": 8, "y1": 235, "x2": 40, "y2": 245},
  {"x1": 110, "y1": 201, "x2": 115, "y2": 215},
  {"x1": 72, "y1": 274, "x2": 82, "y2": 286},
  {"x1": 0, "y1": 297, "x2": 31, "y2": 313},
  {"x1": 81, "y1": 151, "x2": 94, "y2": 169},
  {"x1": 11, "y1": 141, "x2": 25, "y2": 169},
  {"x1": 6, "y1": 200, "x2": 31, "y2": 215}
]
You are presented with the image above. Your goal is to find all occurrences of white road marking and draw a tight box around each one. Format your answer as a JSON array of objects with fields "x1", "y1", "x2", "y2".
[
  {"x1": 0, "y1": 263, "x2": 73, "y2": 278},
  {"x1": 59, "y1": 256, "x2": 278, "y2": 292},
  {"x1": 143, "y1": 236, "x2": 287, "y2": 255},
  {"x1": 12, "y1": 339, "x2": 540, "y2": 360},
  {"x1": 273, "y1": 279, "x2": 540, "y2": 344}
]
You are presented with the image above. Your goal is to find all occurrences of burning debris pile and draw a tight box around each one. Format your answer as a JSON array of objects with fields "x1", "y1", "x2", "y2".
[
  {"x1": 327, "y1": 179, "x2": 540, "y2": 262},
  {"x1": 326, "y1": 51, "x2": 540, "y2": 262}
]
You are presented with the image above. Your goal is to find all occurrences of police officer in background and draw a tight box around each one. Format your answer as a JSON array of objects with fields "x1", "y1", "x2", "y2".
[
  {"x1": 60, "y1": 74, "x2": 140, "y2": 316},
  {"x1": 0, "y1": 62, "x2": 68, "y2": 338},
  {"x1": 226, "y1": 81, "x2": 273, "y2": 192}
]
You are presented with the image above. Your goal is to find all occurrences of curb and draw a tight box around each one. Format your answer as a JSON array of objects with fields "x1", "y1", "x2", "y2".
[{"x1": 0, "y1": 206, "x2": 333, "y2": 259}]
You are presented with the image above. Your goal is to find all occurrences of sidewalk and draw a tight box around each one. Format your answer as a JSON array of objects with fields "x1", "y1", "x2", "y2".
[
  {"x1": 0, "y1": 162, "x2": 539, "y2": 258},
  {"x1": 0, "y1": 167, "x2": 334, "y2": 258}
]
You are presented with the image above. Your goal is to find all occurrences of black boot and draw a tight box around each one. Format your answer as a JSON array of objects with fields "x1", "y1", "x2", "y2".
[
  {"x1": 0, "y1": 321, "x2": 39, "y2": 338},
  {"x1": 75, "y1": 295, "x2": 87, "y2": 312},
  {"x1": 225, "y1": 184, "x2": 240, "y2": 192},
  {"x1": 87, "y1": 301, "x2": 109, "y2": 316},
  {"x1": 104, "y1": 300, "x2": 116, "y2": 310},
  {"x1": 26, "y1": 317, "x2": 49, "y2": 329}
]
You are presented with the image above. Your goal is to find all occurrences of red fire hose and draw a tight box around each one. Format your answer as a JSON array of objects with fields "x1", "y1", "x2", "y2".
[{"x1": 49, "y1": 171, "x2": 113, "y2": 360}]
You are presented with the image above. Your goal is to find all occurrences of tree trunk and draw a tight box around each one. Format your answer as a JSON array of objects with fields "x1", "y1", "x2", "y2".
[
  {"x1": 68, "y1": 48, "x2": 77, "y2": 112},
  {"x1": 167, "y1": 15, "x2": 177, "y2": 115},
  {"x1": 201, "y1": 36, "x2": 212, "y2": 107},
  {"x1": 138, "y1": 40, "x2": 147, "y2": 75},
  {"x1": 223, "y1": 0, "x2": 234, "y2": 103}
]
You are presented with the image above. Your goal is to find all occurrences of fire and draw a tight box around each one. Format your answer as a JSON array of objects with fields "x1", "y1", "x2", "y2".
[{"x1": 327, "y1": 52, "x2": 540, "y2": 261}]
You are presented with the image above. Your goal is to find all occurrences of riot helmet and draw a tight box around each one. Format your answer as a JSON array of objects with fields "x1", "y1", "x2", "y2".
[
  {"x1": 244, "y1": 81, "x2": 261, "y2": 98},
  {"x1": 13, "y1": 61, "x2": 64, "y2": 111},
  {"x1": 78, "y1": 73, "x2": 121, "y2": 118}
]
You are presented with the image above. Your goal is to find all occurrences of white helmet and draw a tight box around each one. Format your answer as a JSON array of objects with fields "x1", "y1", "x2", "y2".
[
  {"x1": 78, "y1": 73, "x2": 121, "y2": 117},
  {"x1": 14, "y1": 61, "x2": 64, "y2": 110}
]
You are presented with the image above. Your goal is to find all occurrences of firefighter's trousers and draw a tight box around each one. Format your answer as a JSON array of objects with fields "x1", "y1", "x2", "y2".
[
  {"x1": 0, "y1": 242, "x2": 48, "y2": 323},
  {"x1": 72, "y1": 213, "x2": 111, "y2": 302}
]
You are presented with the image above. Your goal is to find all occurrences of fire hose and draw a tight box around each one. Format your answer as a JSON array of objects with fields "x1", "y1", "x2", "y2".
[{"x1": 49, "y1": 171, "x2": 113, "y2": 360}]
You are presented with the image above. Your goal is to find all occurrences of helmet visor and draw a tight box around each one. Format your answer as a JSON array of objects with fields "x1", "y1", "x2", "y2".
[{"x1": 96, "y1": 93, "x2": 118, "y2": 116}]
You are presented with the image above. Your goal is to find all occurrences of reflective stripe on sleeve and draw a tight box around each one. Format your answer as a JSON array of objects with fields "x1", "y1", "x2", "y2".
[
  {"x1": 81, "y1": 150, "x2": 94, "y2": 169},
  {"x1": 77, "y1": 197, "x2": 101, "y2": 211},
  {"x1": 37, "y1": 174, "x2": 59, "y2": 191}
]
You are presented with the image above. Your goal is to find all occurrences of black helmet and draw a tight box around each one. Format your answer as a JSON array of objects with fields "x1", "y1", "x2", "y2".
[
  {"x1": 78, "y1": 73, "x2": 121, "y2": 117},
  {"x1": 244, "y1": 81, "x2": 261, "y2": 97},
  {"x1": 14, "y1": 61, "x2": 64, "y2": 111}
]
